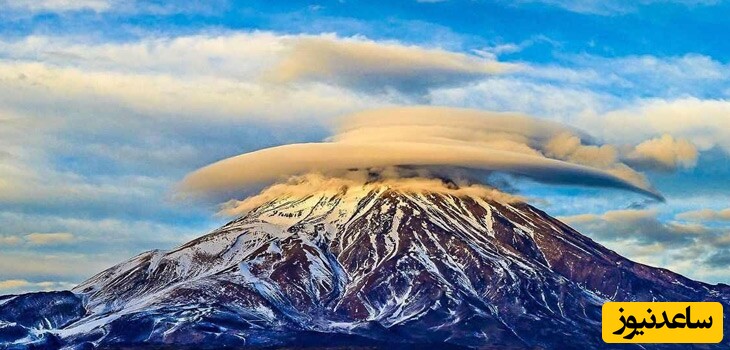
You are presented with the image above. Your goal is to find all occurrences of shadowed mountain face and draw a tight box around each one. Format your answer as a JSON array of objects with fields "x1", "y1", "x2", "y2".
[{"x1": 1, "y1": 185, "x2": 729, "y2": 349}]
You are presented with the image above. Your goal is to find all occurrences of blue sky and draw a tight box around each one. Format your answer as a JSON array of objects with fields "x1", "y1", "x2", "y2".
[{"x1": 1, "y1": 0, "x2": 730, "y2": 294}]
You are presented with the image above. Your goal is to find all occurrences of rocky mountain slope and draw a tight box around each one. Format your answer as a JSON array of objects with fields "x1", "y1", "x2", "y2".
[{"x1": 1, "y1": 183, "x2": 728, "y2": 349}]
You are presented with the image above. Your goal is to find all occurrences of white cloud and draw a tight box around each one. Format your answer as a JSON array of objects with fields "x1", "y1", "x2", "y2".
[
  {"x1": 0, "y1": 33, "x2": 284, "y2": 79},
  {"x1": 557, "y1": 54, "x2": 730, "y2": 99},
  {"x1": 1, "y1": 0, "x2": 112, "y2": 12},
  {"x1": 0, "y1": 0, "x2": 224, "y2": 15},
  {"x1": 676, "y1": 208, "x2": 730, "y2": 222},
  {"x1": 595, "y1": 98, "x2": 730, "y2": 153},
  {"x1": 428, "y1": 76, "x2": 615, "y2": 120},
  {"x1": 0, "y1": 62, "x2": 379, "y2": 123},
  {"x1": 513, "y1": 0, "x2": 720, "y2": 15},
  {"x1": 623, "y1": 134, "x2": 698, "y2": 171}
]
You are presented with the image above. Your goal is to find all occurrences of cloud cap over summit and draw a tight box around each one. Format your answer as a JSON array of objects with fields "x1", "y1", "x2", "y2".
[{"x1": 179, "y1": 106, "x2": 666, "y2": 201}]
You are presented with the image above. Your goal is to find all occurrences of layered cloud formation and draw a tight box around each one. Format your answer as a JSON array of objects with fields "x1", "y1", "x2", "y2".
[
  {"x1": 267, "y1": 37, "x2": 516, "y2": 94},
  {"x1": 179, "y1": 106, "x2": 698, "y2": 202},
  {"x1": 1, "y1": 14, "x2": 729, "y2": 292}
]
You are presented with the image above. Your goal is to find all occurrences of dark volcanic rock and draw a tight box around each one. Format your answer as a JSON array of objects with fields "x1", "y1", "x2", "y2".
[
  {"x1": 0, "y1": 291, "x2": 82, "y2": 348},
  {"x1": 1, "y1": 186, "x2": 728, "y2": 349}
]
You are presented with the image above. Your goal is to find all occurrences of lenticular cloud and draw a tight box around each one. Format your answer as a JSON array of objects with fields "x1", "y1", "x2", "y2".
[{"x1": 179, "y1": 106, "x2": 664, "y2": 201}]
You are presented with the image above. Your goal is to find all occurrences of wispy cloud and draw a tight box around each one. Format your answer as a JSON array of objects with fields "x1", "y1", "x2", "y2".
[
  {"x1": 676, "y1": 208, "x2": 730, "y2": 222},
  {"x1": 512, "y1": 0, "x2": 720, "y2": 15},
  {"x1": 0, "y1": 235, "x2": 21, "y2": 245},
  {"x1": 0, "y1": 0, "x2": 112, "y2": 13},
  {"x1": 559, "y1": 208, "x2": 730, "y2": 283},
  {"x1": 24, "y1": 232, "x2": 75, "y2": 245},
  {"x1": 0, "y1": 232, "x2": 75, "y2": 246},
  {"x1": 0, "y1": 279, "x2": 77, "y2": 294},
  {"x1": 559, "y1": 209, "x2": 707, "y2": 246},
  {"x1": 0, "y1": 0, "x2": 226, "y2": 15}
]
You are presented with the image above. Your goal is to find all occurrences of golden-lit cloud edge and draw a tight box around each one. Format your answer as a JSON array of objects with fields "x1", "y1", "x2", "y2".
[
  {"x1": 179, "y1": 141, "x2": 662, "y2": 200},
  {"x1": 179, "y1": 107, "x2": 666, "y2": 202}
]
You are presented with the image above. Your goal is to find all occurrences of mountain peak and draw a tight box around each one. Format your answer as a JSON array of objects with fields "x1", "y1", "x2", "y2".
[
  {"x1": 2, "y1": 180, "x2": 729, "y2": 349},
  {"x1": 218, "y1": 175, "x2": 524, "y2": 218}
]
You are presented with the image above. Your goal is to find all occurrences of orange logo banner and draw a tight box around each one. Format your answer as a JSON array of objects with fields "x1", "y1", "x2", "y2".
[{"x1": 602, "y1": 302, "x2": 723, "y2": 343}]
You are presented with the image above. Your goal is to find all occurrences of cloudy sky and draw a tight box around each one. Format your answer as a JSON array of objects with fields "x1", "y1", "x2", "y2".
[{"x1": 1, "y1": 0, "x2": 730, "y2": 294}]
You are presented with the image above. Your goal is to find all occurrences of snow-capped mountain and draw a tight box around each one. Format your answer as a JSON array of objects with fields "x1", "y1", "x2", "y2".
[{"x1": 2, "y1": 182, "x2": 729, "y2": 349}]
